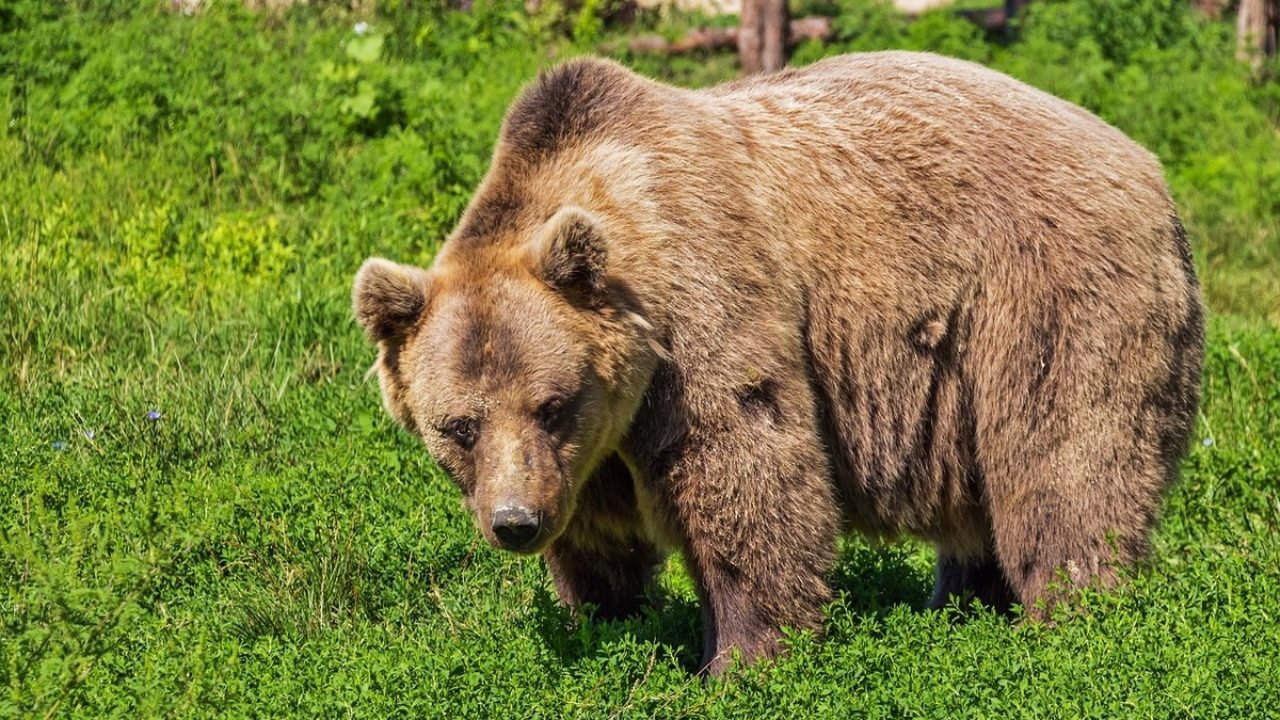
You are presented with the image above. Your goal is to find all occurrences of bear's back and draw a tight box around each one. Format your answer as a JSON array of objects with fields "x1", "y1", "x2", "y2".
[
  {"x1": 678, "y1": 52, "x2": 1176, "y2": 277},
  {"x1": 703, "y1": 51, "x2": 1154, "y2": 175}
]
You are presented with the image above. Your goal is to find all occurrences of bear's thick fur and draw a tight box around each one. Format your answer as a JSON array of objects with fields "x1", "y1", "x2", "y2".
[{"x1": 353, "y1": 52, "x2": 1204, "y2": 674}]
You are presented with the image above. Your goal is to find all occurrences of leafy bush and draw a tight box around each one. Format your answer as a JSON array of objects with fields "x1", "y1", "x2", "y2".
[{"x1": 1023, "y1": 0, "x2": 1193, "y2": 64}]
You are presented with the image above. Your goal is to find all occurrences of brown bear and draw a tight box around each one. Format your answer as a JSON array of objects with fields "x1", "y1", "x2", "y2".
[{"x1": 352, "y1": 52, "x2": 1204, "y2": 675}]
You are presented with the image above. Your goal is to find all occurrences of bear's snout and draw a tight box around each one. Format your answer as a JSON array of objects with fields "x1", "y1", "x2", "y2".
[{"x1": 491, "y1": 505, "x2": 542, "y2": 551}]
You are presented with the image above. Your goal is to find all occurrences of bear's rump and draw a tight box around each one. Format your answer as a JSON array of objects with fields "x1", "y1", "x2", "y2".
[{"x1": 799, "y1": 213, "x2": 1199, "y2": 555}]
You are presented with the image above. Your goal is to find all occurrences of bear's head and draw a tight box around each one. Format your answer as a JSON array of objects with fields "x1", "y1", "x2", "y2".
[{"x1": 353, "y1": 207, "x2": 661, "y2": 554}]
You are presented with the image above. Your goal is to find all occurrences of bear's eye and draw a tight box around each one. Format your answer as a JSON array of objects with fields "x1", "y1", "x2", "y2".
[
  {"x1": 535, "y1": 396, "x2": 568, "y2": 430},
  {"x1": 441, "y1": 417, "x2": 478, "y2": 449}
]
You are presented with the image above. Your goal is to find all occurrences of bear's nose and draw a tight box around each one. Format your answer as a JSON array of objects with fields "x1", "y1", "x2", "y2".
[{"x1": 491, "y1": 506, "x2": 541, "y2": 550}]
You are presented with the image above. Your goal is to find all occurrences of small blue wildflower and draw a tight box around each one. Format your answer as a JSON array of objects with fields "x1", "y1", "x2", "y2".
[
  {"x1": 83, "y1": 429, "x2": 96, "y2": 440},
  {"x1": 353, "y1": 21, "x2": 369, "y2": 35},
  {"x1": 52, "y1": 440, "x2": 68, "y2": 451},
  {"x1": 146, "y1": 410, "x2": 163, "y2": 422},
  {"x1": 1202, "y1": 437, "x2": 1215, "y2": 448}
]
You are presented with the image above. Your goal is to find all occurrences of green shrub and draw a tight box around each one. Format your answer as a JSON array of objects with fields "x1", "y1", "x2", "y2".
[{"x1": 1022, "y1": 0, "x2": 1193, "y2": 64}]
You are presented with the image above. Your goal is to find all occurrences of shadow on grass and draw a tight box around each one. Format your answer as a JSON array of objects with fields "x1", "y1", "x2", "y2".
[
  {"x1": 827, "y1": 542, "x2": 935, "y2": 617},
  {"x1": 531, "y1": 581, "x2": 705, "y2": 672},
  {"x1": 531, "y1": 541, "x2": 938, "y2": 672}
]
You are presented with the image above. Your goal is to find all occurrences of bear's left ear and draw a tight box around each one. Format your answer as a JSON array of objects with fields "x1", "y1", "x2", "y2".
[{"x1": 524, "y1": 206, "x2": 609, "y2": 300}]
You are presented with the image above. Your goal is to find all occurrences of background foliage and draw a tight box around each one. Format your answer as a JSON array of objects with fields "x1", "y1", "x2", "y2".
[{"x1": 2, "y1": 0, "x2": 1278, "y2": 716}]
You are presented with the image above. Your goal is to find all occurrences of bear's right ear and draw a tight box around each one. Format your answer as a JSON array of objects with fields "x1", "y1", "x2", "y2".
[{"x1": 352, "y1": 258, "x2": 432, "y2": 343}]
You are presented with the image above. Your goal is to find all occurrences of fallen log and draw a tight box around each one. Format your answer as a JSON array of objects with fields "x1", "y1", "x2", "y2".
[
  {"x1": 954, "y1": 7, "x2": 1007, "y2": 32},
  {"x1": 622, "y1": 15, "x2": 831, "y2": 55}
]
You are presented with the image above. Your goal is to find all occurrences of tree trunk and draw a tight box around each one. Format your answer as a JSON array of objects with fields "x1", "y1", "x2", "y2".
[
  {"x1": 1003, "y1": 0, "x2": 1029, "y2": 36},
  {"x1": 761, "y1": 0, "x2": 789, "y2": 73},
  {"x1": 1238, "y1": 0, "x2": 1279, "y2": 69},
  {"x1": 1004, "y1": 0, "x2": 1030, "y2": 19},
  {"x1": 738, "y1": 0, "x2": 789, "y2": 75},
  {"x1": 1270, "y1": 0, "x2": 1279, "y2": 57},
  {"x1": 739, "y1": 0, "x2": 763, "y2": 75},
  {"x1": 622, "y1": 17, "x2": 830, "y2": 56},
  {"x1": 1190, "y1": 0, "x2": 1227, "y2": 19}
]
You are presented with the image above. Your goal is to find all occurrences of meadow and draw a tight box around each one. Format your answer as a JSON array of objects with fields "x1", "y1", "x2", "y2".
[{"x1": 2, "y1": 0, "x2": 1278, "y2": 716}]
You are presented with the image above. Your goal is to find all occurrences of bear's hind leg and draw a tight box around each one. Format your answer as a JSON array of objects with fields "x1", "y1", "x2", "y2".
[
  {"x1": 981, "y1": 422, "x2": 1166, "y2": 618},
  {"x1": 929, "y1": 552, "x2": 1016, "y2": 613},
  {"x1": 971, "y1": 265, "x2": 1197, "y2": 618}
]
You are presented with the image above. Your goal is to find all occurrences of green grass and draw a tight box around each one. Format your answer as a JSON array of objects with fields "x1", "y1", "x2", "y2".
[{"x1": 3, "y1": 0, "x2": 1279, "y2": 716}]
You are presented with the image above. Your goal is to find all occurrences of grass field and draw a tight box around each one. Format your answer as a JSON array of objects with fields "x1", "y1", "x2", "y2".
[{"x1": 3, "y1": 1, "x2": 1279, "y2": 716}]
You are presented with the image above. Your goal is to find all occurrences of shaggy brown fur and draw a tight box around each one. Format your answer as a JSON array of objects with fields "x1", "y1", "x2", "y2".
[{"x1": 352, "y1": 52, "x2": 1204, "y2": 675}]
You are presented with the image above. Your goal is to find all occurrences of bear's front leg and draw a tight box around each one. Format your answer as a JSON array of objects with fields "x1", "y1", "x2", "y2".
[
  {"x1": 542, "y1": 454, "x2": 665, "y2": 620},
  {"x1": 664, "y1": 403, "x2": 840, "y2": 675}
]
